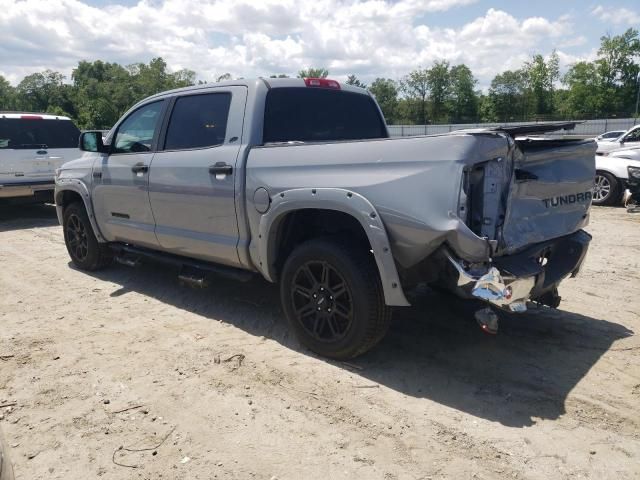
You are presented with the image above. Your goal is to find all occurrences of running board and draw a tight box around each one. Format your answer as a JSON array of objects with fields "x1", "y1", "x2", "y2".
[
  {"x1": 114, "y1": 255, "x2": 141, "y2": 267},
  {"x1": 110, "y1": 244, "x2": 254, "y2": 283},
  {"x1": 178, "y1": 270, "x2": 209, "y2": 289}
]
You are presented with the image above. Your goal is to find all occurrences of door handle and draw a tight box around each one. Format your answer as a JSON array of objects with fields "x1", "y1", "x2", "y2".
[
  {"x1": 131, "y1": 162, "x2": 149, "y2": 174},
  {"x1": 209, "y1": 162, "x2": 233, "y2": 176}
]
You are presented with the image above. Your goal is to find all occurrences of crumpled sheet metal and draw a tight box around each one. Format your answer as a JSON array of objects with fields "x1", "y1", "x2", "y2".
[
  {"x1": 446, "y1": 251, "x2": 535, "y2": 311},
  {"x1": 471, "y1": 267, "x2": 508, "y2": 302}
]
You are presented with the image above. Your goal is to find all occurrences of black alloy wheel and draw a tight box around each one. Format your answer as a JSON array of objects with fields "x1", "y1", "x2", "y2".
[
  {"x1": 65, "y1": 212, "x2": 89, "y2": 262},
  {"x1": 290, "y1": 260, "x2": 354, "y2": 343}
]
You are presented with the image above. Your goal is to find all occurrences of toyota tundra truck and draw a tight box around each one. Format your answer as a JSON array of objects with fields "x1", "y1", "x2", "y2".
[{"x1": 54, "y1": 78, "x2": 596, "y2": 359}]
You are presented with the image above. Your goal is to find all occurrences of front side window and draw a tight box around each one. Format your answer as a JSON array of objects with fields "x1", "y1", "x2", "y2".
[
  {"x1": 623, "y1": 128, "x2": 640, "y2": 143},
  {"x1": 164, "y1": 93, "x2": 232, "y2": 150},
  {"x1": 113, "y1": 101, "x2": 164, "y2": 154}
]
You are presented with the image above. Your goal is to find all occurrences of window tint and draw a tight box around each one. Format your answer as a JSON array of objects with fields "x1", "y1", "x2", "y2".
[
  {"x1": 263, "y1": 88, "x2": 387, "y2": 143},
  {"x1": 0, "y1": 118, "x2": 80, "y2": 149},
  {"x1": 114, "y1": 101, "x2": 164, "y2": 154},
  {"x1": 164, "y1": 93, "x2": 232, "y2": 150}
]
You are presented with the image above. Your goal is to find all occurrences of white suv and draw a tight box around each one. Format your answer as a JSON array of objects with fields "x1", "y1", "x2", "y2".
[
  {"x1": 0, "y1": 112, "x2": 80, "y2": 203},
  {"x1": 596, "y1": 124, "x2": 640, "y2": 154}
]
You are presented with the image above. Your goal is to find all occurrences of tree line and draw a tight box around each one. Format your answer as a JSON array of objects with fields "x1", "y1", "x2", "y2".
[{"x1": 0, "y1": 29, "x2": 638, "y2": 129}]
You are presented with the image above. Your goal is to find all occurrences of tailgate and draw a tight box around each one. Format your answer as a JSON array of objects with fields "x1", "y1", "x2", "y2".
[{"x1": 499, "y1": 139, "x2": 596, "y2": 255}]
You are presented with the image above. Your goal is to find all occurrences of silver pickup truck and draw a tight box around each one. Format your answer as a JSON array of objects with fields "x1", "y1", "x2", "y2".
[{"x1": 55, "y1": 78, "x2": 596, "y2": 359}]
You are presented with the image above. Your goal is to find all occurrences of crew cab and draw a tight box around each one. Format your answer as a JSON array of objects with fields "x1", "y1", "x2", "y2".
[
  {"x1": 0, "y1": 113, "x2": 80, "y2": 203},
  {"x1": 55, "y1": 78, "x2": 596, "y2": 358}
]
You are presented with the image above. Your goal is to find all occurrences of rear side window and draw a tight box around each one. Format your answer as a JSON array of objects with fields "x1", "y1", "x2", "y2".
[
  {"x1": 263, "y1": 88, "x2": 387, "y2": 143},
  {"x1": 164, "y1": 93, "x2": 232, "y2": 150},
  {"x1": 0, "y1": 118, "x2": 80, "y2": 149}
]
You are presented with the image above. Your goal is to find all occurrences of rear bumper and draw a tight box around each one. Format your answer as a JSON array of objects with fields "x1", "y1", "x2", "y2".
[
  {"x1": 445, "y1": 230, "x2": 591, "y2": 311},
  {"x1": 0, "y1": 181, "x2": 54, "y2": 199}
]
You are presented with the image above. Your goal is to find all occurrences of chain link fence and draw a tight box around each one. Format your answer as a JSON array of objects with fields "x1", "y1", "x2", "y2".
[{"x1": 387, "y1": 118, "x2": 639, "y2": 138}]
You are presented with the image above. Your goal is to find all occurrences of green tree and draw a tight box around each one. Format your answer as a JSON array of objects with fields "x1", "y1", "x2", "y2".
[
  {"x1": 487, "y1": 70, "x2": 528, "y2": 122},
  {"x1": 368, "y1": 78, "x2": 398, "y2": 123},
  {"x1": 595, "y1": 28, "x2": 640, "y2": 113},
  {"x1": 448, "y1": 64, "x2": 478, "y2": 122},
  {"x1": 345, "y1": 74, "x2": 366, "y2": 88},
  {"x1": 297, "y1": 68, "x2": 329, "y2": 78},
  {"x1": 523, "y1": 51, "x2": 559, "y2": 116},
  {"x1": 72, "y1": 60, "x2": 136, "y2": 129},
  {"x1": 561, "y1": 61, "x2": 603, "y2": 117},
  {"x1": 401, "y1": 68, "x2": 429, "y2": 124},
  {"x1": 15, "y1": 70, "x2": 76, "y2": 117},
  {"x1": 0, "y1": 75, "x2": 16, "y2": 110},
  {"x1": 426, "y1": 61, "x2": 451, "y2": 122}
]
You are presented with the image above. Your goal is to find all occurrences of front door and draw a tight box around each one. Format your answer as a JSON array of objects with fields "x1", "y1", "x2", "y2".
[
  {"x1": 92, "y1": 100, "x2": 166, "y2": 248},
  {"x1": 620, "y1": 126, "x2": 640, "y2": 149},
  {"x1": 148, "y1": 87, "x2": 246, "y2": 266}
]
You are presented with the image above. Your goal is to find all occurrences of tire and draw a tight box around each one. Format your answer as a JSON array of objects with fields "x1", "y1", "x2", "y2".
[
  {"x1": 63, "y1": 202, "x2": 112, "y2": 271},
  {"x1": 593, "y1": 171, "x2": 621, "y2": 206},
  {"x1": 280, "y1": 237, "x2": 392, "y2": 359}
]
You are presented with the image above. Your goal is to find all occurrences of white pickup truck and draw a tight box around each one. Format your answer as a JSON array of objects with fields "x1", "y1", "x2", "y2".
[
  {"x1": 55, "y1": 78, "x2": 596, "y2": 359},
  {"x1": 0, "y1": 113, "x2": 80, "y2": 203}
]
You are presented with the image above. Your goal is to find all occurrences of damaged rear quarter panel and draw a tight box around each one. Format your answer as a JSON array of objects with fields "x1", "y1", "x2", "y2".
[{"x1": 245, "y1": 133, "x2": 510, "y2": 271}]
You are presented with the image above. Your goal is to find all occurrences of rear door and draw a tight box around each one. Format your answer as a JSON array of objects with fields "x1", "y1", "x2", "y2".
[
  {"x1": 148, "y1": 87, "x2": 246, "y2": 266},
  {"x1": 92, "y1": 100, "x2": 166, "y2": 248},
  {"x1": 0, "y1": 116, "x2": 80, "y2": 184}
]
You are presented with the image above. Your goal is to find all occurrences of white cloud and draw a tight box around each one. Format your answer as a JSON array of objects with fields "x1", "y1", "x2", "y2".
[
  {"x1": 591, "y1": 5, "x2": 640, "y2": 26},
  {"x1": 0, "y1": 0, "x2": 591, "y2": 89}
]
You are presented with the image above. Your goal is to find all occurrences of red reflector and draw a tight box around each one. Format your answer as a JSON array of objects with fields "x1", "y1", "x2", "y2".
[
  {"x1": 20, "y1": 115, "x2": 43, "y2": 120},
  {"x1": 304, "y1": 78, "x2": 340, "y2": 89}
]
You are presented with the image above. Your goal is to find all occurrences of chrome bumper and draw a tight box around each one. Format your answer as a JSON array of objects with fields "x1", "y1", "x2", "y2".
[{"x1": 445, "y1": 252, "x2": 535, "y2": 312}]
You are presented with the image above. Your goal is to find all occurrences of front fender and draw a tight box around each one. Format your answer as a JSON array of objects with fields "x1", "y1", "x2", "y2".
[
  {"x1": 252, "y1": 187, "x2": 410, "y2": 307},
  {"x1": 54, "y1": 179, "x2": 106, "y2": 243}
]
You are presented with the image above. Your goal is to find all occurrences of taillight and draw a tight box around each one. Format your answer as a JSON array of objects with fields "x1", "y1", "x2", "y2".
[
  {"x1": 304, "y1": 78, "x2": 340, "y2": 89},
  {"x1": 20, "y1": 115, "x2": 43, "y2": 120}
]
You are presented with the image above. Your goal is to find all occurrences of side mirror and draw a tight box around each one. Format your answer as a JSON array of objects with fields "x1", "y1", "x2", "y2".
[{"x1": 79, "y1": 131, "x2": 109, "y2": 153}]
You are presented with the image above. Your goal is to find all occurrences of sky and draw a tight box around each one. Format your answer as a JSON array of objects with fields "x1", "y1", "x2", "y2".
[{"x1": 1, "y1": 0, "x2": 639, "y2": 88}]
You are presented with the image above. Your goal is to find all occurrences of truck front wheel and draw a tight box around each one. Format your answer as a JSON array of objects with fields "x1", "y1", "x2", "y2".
[
  {"x1": 280, "y1": 238, "x2": 392, "y2": 359},
  {"x1": 63, "y1": 202, "x2": 112, "y2": 271}
]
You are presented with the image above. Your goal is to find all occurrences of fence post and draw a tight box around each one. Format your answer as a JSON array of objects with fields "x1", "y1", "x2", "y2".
[{"x1": 604, "y1": 118, "x2": 608, "y2": 132}]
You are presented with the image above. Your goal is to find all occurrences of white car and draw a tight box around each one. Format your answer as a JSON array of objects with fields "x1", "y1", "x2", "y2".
[
  {"x1": 596, "y1": 124, "x2": 640, "y2": 154},
  {"x1": 594, "y1": 146, "x2": 640, "y2": 205},
  {"x1": 595, "y1": 130, "x2": 626, "y2": 141},
  {"x1": 0, "y1": 112, "x2": 80, "y2": 203}
]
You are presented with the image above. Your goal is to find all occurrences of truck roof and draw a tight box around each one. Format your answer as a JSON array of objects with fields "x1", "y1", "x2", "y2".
[
  {"x1": 0, "y1": 112, "x2": 73, "y2": 121},
  {"x1": 144, "y1": 77, "x2": 369, "y2": 102}
]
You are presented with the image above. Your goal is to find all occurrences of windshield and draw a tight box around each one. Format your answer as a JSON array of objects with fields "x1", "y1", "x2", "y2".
[
  {"x1": 263, "y1": 88, "x2": 387, "y2": 143},
  {"x1": 0, "y1": 118, "x2": 80, "y2": 149}
]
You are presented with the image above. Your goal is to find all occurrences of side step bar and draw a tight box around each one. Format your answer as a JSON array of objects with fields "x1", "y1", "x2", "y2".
[{"x1": 110, "y1": 243, "x2": 254, "y2": 283}]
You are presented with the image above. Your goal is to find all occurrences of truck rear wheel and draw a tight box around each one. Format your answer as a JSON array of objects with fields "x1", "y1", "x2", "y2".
[
  {"x1": 63, "y1": 202, "x2": 112, "y2": 271},
  {"x1": 280, "y1": 238, "x2": 392, "y2": 359}
]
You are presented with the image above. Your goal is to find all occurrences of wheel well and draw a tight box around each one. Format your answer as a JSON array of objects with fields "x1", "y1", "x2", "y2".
[
  {"x1": 272, "y1": 209, "x2": 372, "y2": 279},
  {"x1": 58, "y1": 190, "x2": 84, "y2": 210}
]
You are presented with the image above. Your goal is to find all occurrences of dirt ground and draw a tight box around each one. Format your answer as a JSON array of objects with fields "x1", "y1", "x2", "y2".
[{"x1": 0, "y1": 205, "x2": 638, "y2": 480}]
